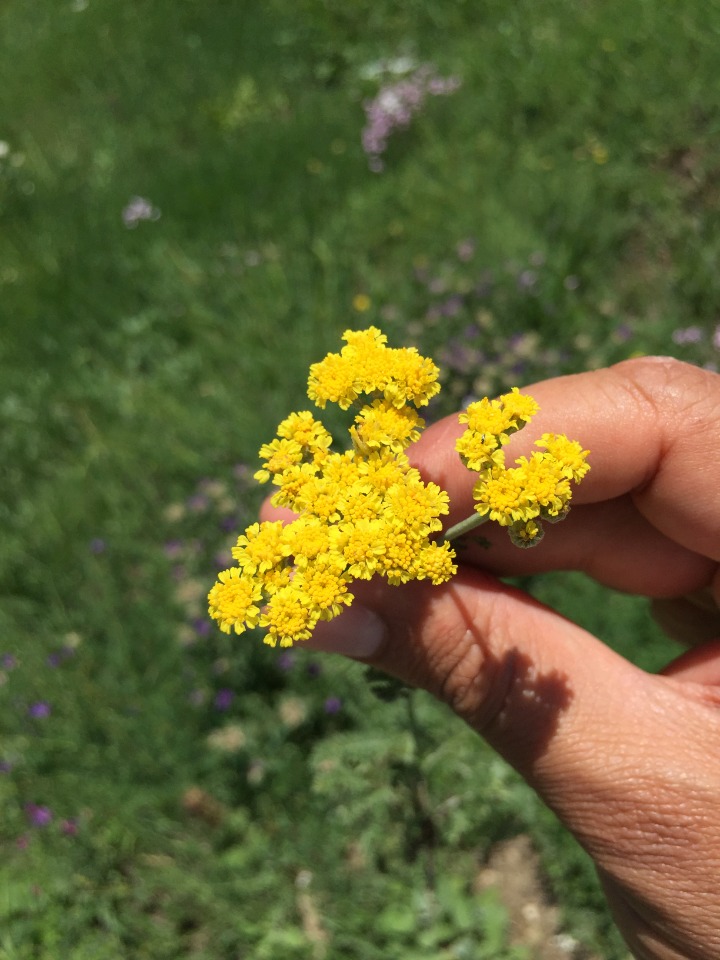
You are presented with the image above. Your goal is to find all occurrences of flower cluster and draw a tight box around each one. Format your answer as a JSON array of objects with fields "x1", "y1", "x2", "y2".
[
  {"x1": 361, "y1": 64, "x2": 461, "y2": 172},
  {"x1": 208, "y1": 328, "x2": 457, "y2": 647},
  {"x1": 209, "y1": 329, "x2": 590, "y2": 646},
  {"x1": 454, "y1": 388, "x2": 590, "y2": 547}
]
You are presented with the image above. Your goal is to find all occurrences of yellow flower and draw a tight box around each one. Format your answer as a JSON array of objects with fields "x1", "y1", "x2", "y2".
[
  {"x1": 260, "y1": 584, "x2": 319, "y2": 647},
  {"x1": 281, "y1": 516, "x2": 333, "y2": 566},
  {"x1": 455, "y1": 428, "x2": 506, "y2": 473},
  {"x1": 383, "y1": 476, "x2": 449, "y2": 536},
  {"x1": 331, "y1": 518, "x2": 388, "y2": 580},
  {"x1": 232, "y1": 521, "x2": 286, "y2": 575},
  {"x1": 508, "y1": 518, "x2": 543, "y2": 548},
  {"x1": 208, "y1": 568, "x2": 262, "y2": 635},
  {"x1": 472, "y1": 466, "x2": 535, "y2": 526},
  {"x1": 276, "y1": 410, "x2": 333, "y2": 458},
  {"x1": 307, "y1": 350, "x2": 360, "y2": 409},
  {"x1": 535, "y1": 433, "x2": 590, "y2": 482},
  {"x1": 294, "y1": 559, "x2": 353, "y2": 621},
  {"x1": 255, "y1": 438, "x2": 303, "y2": 484},
  {"x1": 352, "y1": 293, "x2": 372, "y2": 312},
  {"x1": 412, "y1": 541, "x2": 458, "y2": 584},
  {"x1": 497, "y1": 387, "x2": 540, "y2": 426},
  {"x1": 352, "y1": 399, "x2": 424, "y2": 453},
  {"x1": 307, "y1": 327, "x2": 440, "y2": 411},
  {"x1": 209, "y1": 330, "x2": 588, "y2": 647}
]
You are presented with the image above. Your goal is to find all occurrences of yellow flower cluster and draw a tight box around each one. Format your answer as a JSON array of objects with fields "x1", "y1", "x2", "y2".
[
  {"x1": 455, "y1": 388, "x2": 590, "y2": 547},
  {"x1": 208, "y1": 328, "x2": 456, "y2": 647}
]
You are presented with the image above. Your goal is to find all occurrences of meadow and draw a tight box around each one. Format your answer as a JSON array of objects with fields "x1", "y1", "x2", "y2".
[{"x1": 1, "y1": 1, "x2": 720, "y2": 957}]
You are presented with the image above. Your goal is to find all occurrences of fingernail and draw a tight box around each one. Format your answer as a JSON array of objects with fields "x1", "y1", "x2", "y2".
[{"x1": 307, "y1": 604, "x2": 387, "y2": 660}]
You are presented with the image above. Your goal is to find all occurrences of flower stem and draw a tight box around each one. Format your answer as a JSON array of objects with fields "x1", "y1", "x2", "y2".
[{"x1": 443, "y1": 512, "x2": 489, "y2": 543}]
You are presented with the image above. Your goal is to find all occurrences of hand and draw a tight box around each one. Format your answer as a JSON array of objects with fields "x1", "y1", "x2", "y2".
[{"x1": 263, "y1": 356, "x2": 720, "y2": 960}]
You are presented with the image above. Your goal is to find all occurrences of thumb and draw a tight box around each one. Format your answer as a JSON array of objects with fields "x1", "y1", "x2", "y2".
[
  {"x1": 307, "y1": 570, "x2": 643, "y2": 781},
  {"x1": 304, "y1": 570, "x2": 720, "y2": 889}
]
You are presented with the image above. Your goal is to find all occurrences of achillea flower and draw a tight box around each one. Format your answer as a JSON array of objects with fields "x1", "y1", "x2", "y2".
[
  {"x1": 209, "y1": 328, "x2": 589, "y2": 645},
  {"x1": 453, "y1": 388, "x2": 590, "y2": 547},
  {"x1": 210, "y1": 328, "x2": 453, "y2": 647}
]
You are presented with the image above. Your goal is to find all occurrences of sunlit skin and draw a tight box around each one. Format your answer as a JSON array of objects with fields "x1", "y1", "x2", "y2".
[{"x1": 262, "y1": 357, "x2": 720, "y2": 960}]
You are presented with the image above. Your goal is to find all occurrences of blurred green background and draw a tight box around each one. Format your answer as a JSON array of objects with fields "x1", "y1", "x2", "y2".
[{"x1": 2, "y1": 1, "x2": 719, "y2": 957}]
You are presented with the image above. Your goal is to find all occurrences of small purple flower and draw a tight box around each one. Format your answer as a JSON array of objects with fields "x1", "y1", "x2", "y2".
[
  {"x1": 219, "y1": 515, "x2": 239, "y2": 533},
  {"x1": 213, "y1": 550, "x2": 233, "y2": 569},
  {"x1": 163, "y1": 539, "x2": 184, "y2": 560},
  {"x1": 192, "y1": 618, "x2": 212, "y2": 638},
  {"x1": 60, "y1": 818, "x2": 79, "y2": 836},
  {"x1": 277, "y1": 652, "x2": 296, "y2": 672},
  {"x1": 122, "y1": 195, "x2": 161, "y2": 228},
  {"x1": 0, "y1": 760, "x2": 12, "y2": 774},
  {"x1": 306, "y1": 661, "x2": 322, "y2": 678},
  {"x1": 517, "y1": 269, "x2": 538, "y2": 292},
  {"x1": 456, "y1": 238, "x2": 475, "y2": 262},
  {"x1": 361, "y1": 65, "x2": 461, "y2": 170},
  {"x1": 672, "y1": 325, "x2": 703, "y2": 345},
  {"x1": 25, "y1": 804, "x2": 53, "y2": 827},
  {"x1": 46, "y1": 652, "x2": 62, "y2": 668},
  {"x1": 28, "y1": 701, "x2": 51, "y2": 719},
  {"x1": 615, "y1": 323, "x2": 633, "y2": 343},
  {"x1": 324, "y1": 696, "x2": 342, "y2": 715},
  {"x1": 213, "y1": 688, "x2": 235, "y2": 711},
  {"x1": 89, "y1": 538, "x2": 106, "y2": 555},
  {"x1": 186, "y1": 493, "x2": 209, "y2": 513},
  {"x1": 1, "y1": 653, "x2": 17, "y2": 670}
]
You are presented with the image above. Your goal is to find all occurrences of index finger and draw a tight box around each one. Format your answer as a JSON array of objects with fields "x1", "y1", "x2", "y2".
[{"x1": 410, "y1": 356, "x2": 720, "y2": 597}]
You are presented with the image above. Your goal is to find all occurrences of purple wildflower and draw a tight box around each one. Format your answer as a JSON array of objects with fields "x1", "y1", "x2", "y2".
[
  {"x1": 89, "y1": 538, "x2": 106, "y2": 554},
  {"x1": 324, "y1": 696, "x2": 342, "y2": 715},
  {"x1": 164, "y1": 539, "x2": 184, "y2": 560},
  {"x1": 25, "y1": 804, "x2": 53, "y2": 827},
  {"x1": 277, "y1": 652, "x2": 296, "y2": 672},
  {"x1": 60, "y1": 818, "x2": 79, "y2": 836},
  {"x1": 192, "y1": 618, "x2": 212, "y2": 638},
  {"x1": 28, "y1": 702, "x2": 51, "y2": 719},
  {"x1": 361, "y1": 65, "x2": 461, "y2": 171},
  {"x1": 0, "y1": 760, "x2": 12, "y2": 774},
  {"x1": 213, "y1": 688, "x2": 235, "y2": 711},
  {"x1": 672, "y1": 325, "x2": 703, "y2": 345},
  {"x1": 122, "y1": 195, "x2": 161, "y2": 228},
  {"x1": 1, "y1": 653, "x2": 17, "y2": 670},
  {"x1": 186, "y1": 493, "x2": 209, "y2": 513}
]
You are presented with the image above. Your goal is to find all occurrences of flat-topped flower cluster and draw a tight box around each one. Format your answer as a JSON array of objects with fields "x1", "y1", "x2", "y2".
[
  {"x1": 208, "y1": 328, "x2": 590, "y2": 647},
  {"x1": 455, "y1": 389, "x2": 590, "y2": 547}
]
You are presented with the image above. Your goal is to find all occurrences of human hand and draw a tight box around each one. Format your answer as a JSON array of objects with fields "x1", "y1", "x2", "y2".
[{"x1": 262, "y1": 356, "x2": 720, "y2": 960}]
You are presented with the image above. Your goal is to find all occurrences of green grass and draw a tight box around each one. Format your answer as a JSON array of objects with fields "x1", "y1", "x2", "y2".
[{"x1": 1, "y1": 0, "x2": 719, "y2": 956}]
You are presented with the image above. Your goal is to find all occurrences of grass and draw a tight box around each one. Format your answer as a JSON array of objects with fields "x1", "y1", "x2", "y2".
[{"x1": 1, "y1": 0, "x2": 720, "y2": 956}]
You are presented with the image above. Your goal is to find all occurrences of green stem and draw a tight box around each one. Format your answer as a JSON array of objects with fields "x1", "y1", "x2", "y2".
[{"x1": 442, "y1": 512, "x2": 489, "y2": 543}]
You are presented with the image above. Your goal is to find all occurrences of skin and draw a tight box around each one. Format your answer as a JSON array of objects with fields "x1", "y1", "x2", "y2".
[{"x1": 261, "y1": 356, "x2": 720, "y2": 960}]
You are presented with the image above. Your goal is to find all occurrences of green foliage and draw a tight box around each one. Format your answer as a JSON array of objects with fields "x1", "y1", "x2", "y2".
[{"x1": 1, "y1": 0, "x2": 718, "y2": 956}]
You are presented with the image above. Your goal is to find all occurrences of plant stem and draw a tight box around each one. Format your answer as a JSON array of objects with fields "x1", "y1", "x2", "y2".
[{"x1": 442, "y1": 512, "x2": 489, "y2": 543}]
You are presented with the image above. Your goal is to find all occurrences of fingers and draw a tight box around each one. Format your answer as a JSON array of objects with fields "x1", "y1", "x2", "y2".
[
  {"x1": 408, "y1": 356, "x2": 720, "y2": 596},
  {"x1": 306, "y1": 571, "x2": 720, "y2": 957}
]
